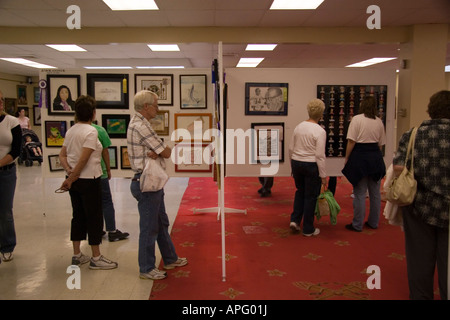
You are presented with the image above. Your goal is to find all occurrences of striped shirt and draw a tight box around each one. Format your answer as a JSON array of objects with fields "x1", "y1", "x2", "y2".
[{"x1": 127, "y1": 112, "x2": 166, "y2": 173}]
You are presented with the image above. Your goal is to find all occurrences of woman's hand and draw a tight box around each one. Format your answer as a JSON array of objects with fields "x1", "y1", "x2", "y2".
[{"x1": 147, "y1": 151, "x2": 159, "y2": 160}]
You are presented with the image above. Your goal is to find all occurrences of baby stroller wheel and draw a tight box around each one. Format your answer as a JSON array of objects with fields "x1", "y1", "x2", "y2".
[{"x1": 25, "y1": 159, "x2": 33, "y2": 167}]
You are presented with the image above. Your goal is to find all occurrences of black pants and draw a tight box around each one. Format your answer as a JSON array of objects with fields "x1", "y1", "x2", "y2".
[
  {"x1": 403, "y1": 206, "x2": 448, "y2": 300},
  {"x1": 69, "y1": 178, "x2": 103, "y2": 246}
]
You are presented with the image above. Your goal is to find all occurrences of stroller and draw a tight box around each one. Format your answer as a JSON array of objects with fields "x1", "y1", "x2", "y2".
[{"x1": 18, "y1": 128, "x2": 43, "y2": 166}]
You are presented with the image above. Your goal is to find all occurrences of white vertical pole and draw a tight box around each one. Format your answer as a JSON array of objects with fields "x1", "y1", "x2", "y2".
[{"x1": 218, "y1": 41, "x2": 226, "y2": 282}]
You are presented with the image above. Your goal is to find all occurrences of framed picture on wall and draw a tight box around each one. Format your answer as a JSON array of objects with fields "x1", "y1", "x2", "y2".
[
  {"x1": 150, "y1": 110, "x2": 170, "y2": 135},
  {"x1": 245, "y1": 83, "x2": 289, "y2": 116},
  {"x1": 47, "y1": 74, "x2": 80, "y2": 116},
  {"x1": 45, "y1": 120, "x2": 67, "y2": 148},
  {"x1": 101, "y1": 114, "x2": 130, "y2": 139},
  {"x1": 251, "y1": 122, "x2": 285, "y2": 163},
  {"x1": 180, "y1": 74, "x2": 207, "y2": 109},
  {"x1": 120, "y1": 146, "x2": 131, "y2": 169},
  {"x1": 108, "y1": 146, "x2": 118, "y2": 170},
  {"x1": 5, "y1": 98, "x2": 17, "y2": 116},
  {"x1": 174, "y1": 113, "x2": 213, "y2": 142},
  {"x1": 135, "y1": 74, "x2": 173, "y2": 106},
  {"x1": 48, "y1": 154, "x2": 64, "y2": 172},
  {"x1": 17, "y1": 85, "x2": 27, "y2": 106},
  {"x1": 33, "y1": 105, "x2": 41, "y2": 126},
  {"x1": 87, "y1": 74, "x2": 129, "y2": 109},
  {"x1": 173, "y1": 143, "x2": 214, "y2": 173}
]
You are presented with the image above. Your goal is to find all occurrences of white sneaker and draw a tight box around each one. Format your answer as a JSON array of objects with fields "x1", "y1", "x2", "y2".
[
  {"x1": 163, "y1": 257, "x2": 188, "y2": 270},
  {"x1": 89, "y1": 255, "x2": 118, "y2": 270},
  {"x1": 71, "y1": 252, "x2": 90, "y2": 266},
  {"x1": 140, "y1": 268, "x2": 167, "y2": 280},
  {"x1": 289, "y1": 222, "x2": 301, "y2": 233},
  {"x1": 303, "y1": 228, "x2": 320, "y2": 237}
]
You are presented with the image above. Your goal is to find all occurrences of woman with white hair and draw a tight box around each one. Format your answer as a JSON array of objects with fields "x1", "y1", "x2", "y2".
[{"x1": 289, "y1": 99, "x2": 327, "y2": 236}]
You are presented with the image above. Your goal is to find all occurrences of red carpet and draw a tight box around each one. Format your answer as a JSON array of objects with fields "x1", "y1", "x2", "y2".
[{"x1": 150, "y1": 176, "x2": 437, "y2": 300}]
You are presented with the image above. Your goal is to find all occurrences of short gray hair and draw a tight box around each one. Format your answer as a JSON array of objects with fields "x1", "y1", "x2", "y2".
[
  {"x1": 307, "y1": 99, "x2": 325, "y2": 121},
  {"x1": 133, "y1": 90, "x2": 158, "y2": 112}
]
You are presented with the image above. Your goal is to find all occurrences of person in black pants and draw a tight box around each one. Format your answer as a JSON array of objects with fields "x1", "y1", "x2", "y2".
[{"x1": 258, "y1": 177, "x2": 274, "y2": 197}]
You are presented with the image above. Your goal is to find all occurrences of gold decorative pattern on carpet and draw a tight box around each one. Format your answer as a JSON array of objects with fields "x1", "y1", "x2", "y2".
[
  {"x1": 173, "y1": 270, "x2": 191, "y2": 278},
  {"x1": 303, "y1": 253, "x2": 322, "y2": 261},
  {"x1": 292, "y1": 281, "x2": 370, "y2": 300},
  {"x1": 271, "y1": 227, "x2": 290, "y2": 238},
  {"x1": 151, "y1": 283, "x2": 168, "y2": 292},
  {"x1": 184, "y1": 222, "x2": 198, "y2": 227},
  {"x1": 179, "y1": 241, "x2": 195, "y2": 247},
  {"x1": 388, "y1": 252, "x2": 406, "y2": 260},
  {"x1": 220, "y1": 288, "x2": 244, "y2": 299},
  {"x1": 217, "y1": 253, "x2": 238, "y2": 261},
  {"x1": 334, "y1": 240, "x2": 350, "y2": 246},
  {"x1": 267, "y1": 269, "x2": 287, "y2": 277},
  {"x1": 257, "y1": 241, "x2": 273, "y2": 247}
]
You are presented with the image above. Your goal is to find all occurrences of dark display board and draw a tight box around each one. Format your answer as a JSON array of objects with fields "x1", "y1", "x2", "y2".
[{"x1": 317, "y1": 85, "x2": 387, "y2": 157}]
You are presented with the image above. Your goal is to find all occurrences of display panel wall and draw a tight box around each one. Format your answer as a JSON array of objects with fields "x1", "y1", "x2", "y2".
[{"x1": 224, "y1": 68, "x2": 396, "y2": 177}]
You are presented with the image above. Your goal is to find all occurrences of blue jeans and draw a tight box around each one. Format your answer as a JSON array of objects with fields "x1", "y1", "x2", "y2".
[
  {"x1": 352, "y1": 176, "x2": 381, "y2": 230},
  {"x1": 130, "y1": 174, "x2": 178, "y2": 273},
  {"x1": 101, "y1": 178, "x2": 116, "y2": 232},
  {"x1": 0, "y1": 165, "x2": 17, "y2": 253},
  {"x1": 290, "y1": 160, "x2": 321, "y2": 234}
]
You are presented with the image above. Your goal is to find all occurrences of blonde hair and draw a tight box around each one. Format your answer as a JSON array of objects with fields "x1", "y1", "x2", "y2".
[
  {"x1": 134, "y1": 90, "x2": 158, "y2": 112},
  {"x1": 307, "y1": 99, "x2": 325, "y2": 121}
]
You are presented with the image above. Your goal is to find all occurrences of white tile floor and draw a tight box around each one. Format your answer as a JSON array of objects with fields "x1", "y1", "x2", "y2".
[{"x1": 0, "y1": 164, "x2": 189, "y2": 300}]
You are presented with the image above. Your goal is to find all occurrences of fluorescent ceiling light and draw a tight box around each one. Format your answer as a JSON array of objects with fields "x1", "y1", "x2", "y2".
[
  {"x1": 83, "y1": 66, "x2": 133, "y2": 69},
  {"x1": 46, "y1": 44, "x2": 86, "y2": 52},
  {"x1": 236, "y1": 58, "x2": 264, "y2": 68},
  {"x1": 346, "y1": 57, "x2": 397, "y2": 67},
  {"x1": 147, "y1": 44, "x2": 180, "y2": 51},
  {"x1": 270, "y1": 0, "x2": 324, "y2": 10},
  {"x1": 136, "y1": 66, "x2": 185, "y2": 69},
  {"x1": 0, "y1": 58, "x2": 57, "y2": 69},
  {"x1": 246, "y1": 44, "x2": 277, "y2": 51},
  {"x1": 102, "y1": 0, "x2": 158, "y2": 10}
]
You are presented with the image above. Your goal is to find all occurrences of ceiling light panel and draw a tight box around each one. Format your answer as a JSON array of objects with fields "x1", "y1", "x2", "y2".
[
  {"x1": 270, "y1": 0, "x2": 324, "y2": 10},
  {"x1": 236, "y1": 58, "x2": 264, "y2": 68},
  {"x1": 346, "y1": 57, "x2": 397, "y2": 67},
  {"x1": 246, "y1": 44, "x2": 277, "y2": 51},
  {"x1": 102, "y1": 0, "x2": 158, "y2": 10},
  {"x1": 46, "y1": 44, "x2": 86, "y2": 52},
  {"x1": 0, "y1": 58, "x2": 57, "y2": 69},
  {"x1": 147, "y1": 44, "x2": 180, "y2": 51}
]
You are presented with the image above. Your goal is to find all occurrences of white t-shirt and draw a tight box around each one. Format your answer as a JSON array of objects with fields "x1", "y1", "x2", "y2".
[
  {"x1": 346, "y1": 114, "x2": 386, "y2": 146},
  {"x1": 289, "y1": 121, "x2": 327, "y2": 178},
  {"x1": 63, "y1": 123, "x2": 102, "y2": 179},
  {"x1": 0, "y1": 115, "x2": 20, "y2": 161}
]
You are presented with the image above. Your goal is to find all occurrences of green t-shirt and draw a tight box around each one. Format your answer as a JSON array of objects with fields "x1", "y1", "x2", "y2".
[{"x1": 92, "y1": 123, "x2": 112, "y2": 179}]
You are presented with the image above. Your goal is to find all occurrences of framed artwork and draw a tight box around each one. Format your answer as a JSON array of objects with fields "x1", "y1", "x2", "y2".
[
  {"x1": 17, "y1": 85, "x2": 27, "y2": 106},
  {"x1": 87, "y1": 74, "x2": 129, "y2": 109},
  {"x1": 47, "y1": 74, "x2": 80, "y2": 116},
  {"x1": 174, "y1": 143, "x2": 214, "y2": 173},
  {"x1": 174, "y1": 113, "x2": 213, "y2": 142},
  {"x1": 48, "y1": 154, "x2": 64, "y2": 172},
  {"x1": 245, "y1": 83, "x2": 289, "y2": 116},
  {"x1": 34, "y1": 87, "x2": 40, "y2": 103},
  {"x1": 251, "y1": 122, "x2": 285, "y2": 163},
  {"x1": 180, "y1": 74, "x2": 207, "y2": 109},
  {"x1": 150, "y1": 110, "x2": 170, "y2": 135},
  {"x1": 33, "y1": 105, "x2": 41, "y2": 126},
  {"x1": 45, "y1": 121, "x2": 67, "y2": 148},
  {"x1": 101, "y1": 114, "x2": 130, "y2": 139},
  {"x1": 5, "y1": 98, "x2": 17, "y2": 116},
  {"x1": 120, "y1": 146, "x2": 131, "y2": 169},
  {"x1": 317, "y1": 85, "x2": 387, "y2": 157},
  {"x1": 135, "y1": 74, "x2": 173, "y2": 106},
  {"x1": 108, "y1": 146, "x2": 118, "y2": 170}
]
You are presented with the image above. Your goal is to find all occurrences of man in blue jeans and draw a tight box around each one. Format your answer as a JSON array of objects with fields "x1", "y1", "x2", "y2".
[{"x1": 127, "y1": 90, "x2": 187, "y2": 280}]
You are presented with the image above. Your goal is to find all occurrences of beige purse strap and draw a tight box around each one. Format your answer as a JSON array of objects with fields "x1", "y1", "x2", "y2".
[{"x1": 405, "y1": 127, "x2": 418, "y2": 173}]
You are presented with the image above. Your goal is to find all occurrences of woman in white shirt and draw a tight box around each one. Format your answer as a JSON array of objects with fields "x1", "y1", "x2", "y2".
[
  {"x1": 342, "y1": 96, "x2": 386, "y2": 232},
  {"x1": 289, "y1": 99, "x2": 327, "y2": 237},
  {"x1": 59, "y1": 95, "x2": 118, "y2": 270}
]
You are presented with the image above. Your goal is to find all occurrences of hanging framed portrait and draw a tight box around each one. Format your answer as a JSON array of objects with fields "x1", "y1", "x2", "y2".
[
  {"x1": 47, "y1": 74, "x2": 80, "y2": 116},
  {"x1": 174, "y1": 113, "x2": 213, "y2": 142},
  {"x1": 87, "y1": 74, "x2": 129, "y2": 109},
  {"x1": 180, "y1": 74, "x2": 207, "y2": 109},
  {"x1": 150, "y1": 110, "x2": 170, "y2": 135},
  {"x1": 245, "y1": 83, "x2": 288, "y2": 116},
  {"x1": 135, "y1": 74, "x2": 173, "y2": 106},
  {"x1": 251, "y1": 122, "x2": 285, "y2": 164},
  {"x1": 45, "y1": 120, "x2": 67, "y2": 148},
  {"x1": 101, "y1": 114, "x2": 130, "y2": 139}
]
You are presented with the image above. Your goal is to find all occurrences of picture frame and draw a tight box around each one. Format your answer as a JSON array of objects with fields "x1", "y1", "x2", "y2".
[
  {"x1": 101, "y1": 114, "x2": 130, "y2": 139},
  {"x1": 120, "y1": 146, "x2": 131, "y2": 169},
  {"x1": 150, "y1": 110, "x2": 170, "y2": 135},
  {"x1": 108, "y1": 146, "x2": 118, "y2": 170},
  {"x1": 34, "y1": 87, "x2": 40, "y2": 103},
  {"x1": 48, "y1": 154, "x2": 65, "y2": 172},
  {"x1": 17, "y1": 85, "x2": 27, "y2": 106},
  {"x1": 173, "y1": 143, "x2": 214, "y2": 173},
  {"x1": 245, "y1": 83, "x2": 289, "y2": 116},
  {"x1": 47, "y1": 74, "x2": 80, "y2": 116},
  {"x1": 45, "y1": 120, "x2": 67, "y2": 148},
  {"x1": 33, "y1": 105, "x2": 41, "y2": 126},
  {"x1": 87, "y1": 74, "x2": 129, "y2": 109},
  {"x1": 5, "y1": 98, "x2": 17, "y2": 116},
  {"x1": 135, "y1": 74, "x2": 173, "y2": 106},
  {"x1": 174, "y1": 113, "x2": 213, "y2": 142},
  {"x1": 251, "y1": 122, "x2": 285, "y2": 163},
  {"x1": 180, "y1": 74, "x2": 207, "y2": 109}
]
